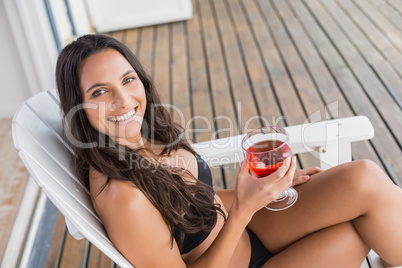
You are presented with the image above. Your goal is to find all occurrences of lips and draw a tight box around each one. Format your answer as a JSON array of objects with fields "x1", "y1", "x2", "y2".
[{"x1": 108, "y1": 107, "x2": 137, "y2": 122}]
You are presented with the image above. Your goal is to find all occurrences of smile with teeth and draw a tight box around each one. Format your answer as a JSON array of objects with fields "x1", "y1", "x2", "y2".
[{"x1": 108, "y1": 107, "x2": 136, "y2": 122}]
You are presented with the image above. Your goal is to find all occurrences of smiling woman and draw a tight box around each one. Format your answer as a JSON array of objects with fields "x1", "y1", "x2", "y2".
[{"x1": 54, "y1": 34, "x2": 402, "y2": 268}]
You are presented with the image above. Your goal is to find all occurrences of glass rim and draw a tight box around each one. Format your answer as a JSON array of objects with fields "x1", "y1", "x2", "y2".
[{"x1": 241, "y1": 125, "x2": 289, "y2": 154}]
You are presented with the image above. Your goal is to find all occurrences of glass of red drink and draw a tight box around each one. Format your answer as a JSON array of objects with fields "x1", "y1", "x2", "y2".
[{"x1": 241, "y1": 125, "x2": 297, "y2": 211}]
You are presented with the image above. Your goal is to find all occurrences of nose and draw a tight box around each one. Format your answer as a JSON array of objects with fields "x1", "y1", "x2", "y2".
[{"x1": 112, "y1": 88, "x2": 130, "y2": 108}]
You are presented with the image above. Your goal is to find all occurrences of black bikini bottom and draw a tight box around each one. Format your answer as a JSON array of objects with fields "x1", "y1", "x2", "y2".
[{"x1": 246, "y1": 228, "x2": 274, "y2": 268}]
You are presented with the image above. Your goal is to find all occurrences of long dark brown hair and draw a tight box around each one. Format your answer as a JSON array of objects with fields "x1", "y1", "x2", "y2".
[{"x1": 55, "y1": 34, "x2": 224, "y2": 249}]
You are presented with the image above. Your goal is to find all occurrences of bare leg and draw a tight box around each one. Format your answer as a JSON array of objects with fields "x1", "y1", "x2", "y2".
[
  {"x1": 381, "y1": 259, "x2": 394, "y2": 268},
  {"x1": 247, "y1": 160, "x2": 402, "y2": 266},
  {"x1": 263, "y1": 221, "x2": 370, "y2": 268},
  {"x1": 217, "y1": 160, "x2": 402, "y2": 266}
]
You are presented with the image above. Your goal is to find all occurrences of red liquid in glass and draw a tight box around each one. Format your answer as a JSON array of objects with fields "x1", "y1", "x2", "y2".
[{"x1": 247, "y1": 140, "x2": 291, "y2": 178}]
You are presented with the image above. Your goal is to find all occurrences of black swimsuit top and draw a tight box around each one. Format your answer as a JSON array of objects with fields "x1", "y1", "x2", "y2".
[
  {"x1": 173, "y1": 154, "x2": 214, "y2": 254},
  {"x1": 195, "y1": 154, "x2": 214, "y2": 194}
]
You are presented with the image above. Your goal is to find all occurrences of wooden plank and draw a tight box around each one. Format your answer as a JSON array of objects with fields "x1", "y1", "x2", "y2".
[
  {"x1": 370, "y1": 0, "x2": 402, "y2": 31},
  {"x1": 336, "y1": 0, "x2": 402, "y2": 78},
  {"x1": 187, "y1": 0, "x2": 215, "y2": 143},
  {"x1": 325, "y1": 0, "x2": 402, "y2": 106},
  {"x1": 385, "y1": 0, "x2": 402, "y2": 15},
  {"x1": 331, "y1": 67, "x2": 402, "y2": 186},
  {"x1": 124, "y1": 28, "x2": 140, "y2": 56},
  {"x1": 228, "y1": 1, "x2": 281, "y2": 132},
  {"x1": 136, "y1": 26, "x2": 154, "y2": 75},
  {"x1": 306, "y1": 0, "x2": 402, "y2": 147},
  {"x1": 198, "y1": 0, "x2": 237, "y2": 135},
  {"x1": 254, "y1": 0, "x2": 321, "y2": 168},
  {"x1": 212, "y1": 0, "x2": 260, "y2": 132},
  {"x1": 238, "y1": 0, "x2": 283, "y2": 125},
  {"x1": 153, "y1": 24, "x2": 171, "y2": 105},
  {"x1": 223, "y1": 0, "x2": 286, "y2": 185},
  {"x1": 368, "y1": 59, "x2": 402, "y2": 106},
  {"x1": 0, "y1": 118, "x2": 30, "y2": 263},
  {"x1": 44, "y1": 212, "x2": 66, "y2": 267},
  {"x1": 110, "y1": 31, "x2": 125, "y2": 43},
  {"x1": 198, "y1": 0, "x2": 240, "y2": 189},
  {"x1": 238, "y1": 0, "x2": 287, "y2": 130},
  {"x1": 274, "y1": 1, "x2": 348, "y2": 117},
  {"x1": 187, "y1": 0, "x2": 224, "y2": 189},
  {"x1": 170, "y1": 21, "x2": 192, "y2": 130},
  {"x1": 45, "y1": 214, "x2": 114, "y2": 268},
  {"x1": 240, "y1": 0, "x2": 301, "y2": 168},
  {"x1": 271, "y1": 0, "x2": 328, "y2": 118},
  {"x1": 273, "y1": 0, "x2": 383, "y2": 169},
  {"x1": 87, "y1": 244, "x2": 114, "y2": 268},
  {"x1": 298, "y1": 0, "x2": 402, "y2": 185},
  {"x1": 255, "y1": 0, "x2": 307, "y2": 126},
  {"x1": 58, "y1": 232, "x2": 87, "y2": 267},
  {"x1": 354, "y1": 0, "x2": 402, "y2": 54}
]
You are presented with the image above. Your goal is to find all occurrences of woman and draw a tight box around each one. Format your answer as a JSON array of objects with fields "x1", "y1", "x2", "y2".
[{"x1": 56, "y1": 34, "x2": 402, "y2": 268}]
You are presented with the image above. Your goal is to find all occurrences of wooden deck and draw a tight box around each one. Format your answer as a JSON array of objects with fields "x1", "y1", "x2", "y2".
[
  {"x1": 1, "y1": 0, "x2": 401, "y2": 266},
  {"x1": 0, "y1": 118, "x2": 30, "y2": 264}
]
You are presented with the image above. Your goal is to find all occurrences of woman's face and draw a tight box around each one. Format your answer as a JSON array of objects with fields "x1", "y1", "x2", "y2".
[{"x1": 79, "y1": 49, "x2": 147, "y2": 146}]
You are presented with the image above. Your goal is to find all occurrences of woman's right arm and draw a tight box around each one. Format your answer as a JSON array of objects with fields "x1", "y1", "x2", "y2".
[
  {"x1": 97, "y1": 157, "x2": 295, "y2": 268},
  {"x1": 188, "y1": 157, "x2": 295, "y2": 268}
]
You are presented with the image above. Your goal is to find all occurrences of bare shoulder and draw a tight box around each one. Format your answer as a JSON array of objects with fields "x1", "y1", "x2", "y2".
[{"x1": 88, "y1": 168, "x2": 185, "y2": 267}]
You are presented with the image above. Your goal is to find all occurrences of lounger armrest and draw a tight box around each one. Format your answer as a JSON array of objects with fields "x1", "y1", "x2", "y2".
[{"x1": 192, "y1": 116, "x2": 374, "y2": 169}]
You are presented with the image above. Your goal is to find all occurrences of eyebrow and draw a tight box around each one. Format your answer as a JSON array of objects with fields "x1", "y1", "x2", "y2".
[{"x1": 85, "y1": 70, "x2": 136, "y2": 93}]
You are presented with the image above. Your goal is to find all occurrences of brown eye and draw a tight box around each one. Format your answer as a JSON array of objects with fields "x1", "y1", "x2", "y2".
[
  {"x1": 92, "y1": 89, "x2": 106, "y2": 97},
  {"x1": 123, "y1": 77, "x2": 135, "y2": 85}
]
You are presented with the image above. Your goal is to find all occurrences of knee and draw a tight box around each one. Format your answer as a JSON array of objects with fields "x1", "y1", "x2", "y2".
[
  {"x1": 352, "y1": 159, "x2": 386, "y2": 181},
  {"x1": 351, "y1": 159, "x2": 382, "y2": 175},
  {"x1": 344, "y1": 159, "x2": 390, "y2": 197}
]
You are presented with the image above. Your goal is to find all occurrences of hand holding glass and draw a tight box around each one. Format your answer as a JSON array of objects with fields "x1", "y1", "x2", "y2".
[{"x1": 241, "y1": 126, "x2": 297, "y2": 211}]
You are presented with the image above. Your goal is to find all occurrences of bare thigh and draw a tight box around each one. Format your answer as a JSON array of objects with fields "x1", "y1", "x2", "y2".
[
  {"x1": 263, "y1": 221, "x2": 370, "y2": 268},
  {"x1": 248, "y1": 160, "x2": 397, "y2": 254},
  {"x1": 218, "y1": 160, "x2": 402, "y2": 265},
  {"x1": 217, "y1": 160, "x2": 391, "y2": 253}
]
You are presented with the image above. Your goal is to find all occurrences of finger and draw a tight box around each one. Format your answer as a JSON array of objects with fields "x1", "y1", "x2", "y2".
[
  {"x1": 240, "y1": 160, "x2": 248, "y2": 171},
  {"x1": 278, "y1": 156, "x2": 292, "y2": 176},
  {"x1": 285, "y1": 156, "x2": 297, "y2": 177},
  {"x1": 300, "y1": 175, "x2": 310, "y2": 181},
  {"x1": 239, "y1": 160, "x2": 253, "y2": 177},
  {"x1": 281, "y1": 156, "x2": 297, "y2": 184},
  {"x1": 267, "y1": 157, "x2": 292, "y2": 181},
  {"x1": 293, "y1": 175, "x2": 310, "y2": 186},
  {"x1": 273, "y1": 157, "x2": 297, "y2": 193},
  {"x1": 304, "y1": 166, "x2": 324, "y2": 175},
  {"x1": 295, "y1": 166, "x2": 323, "y2": 177}
]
